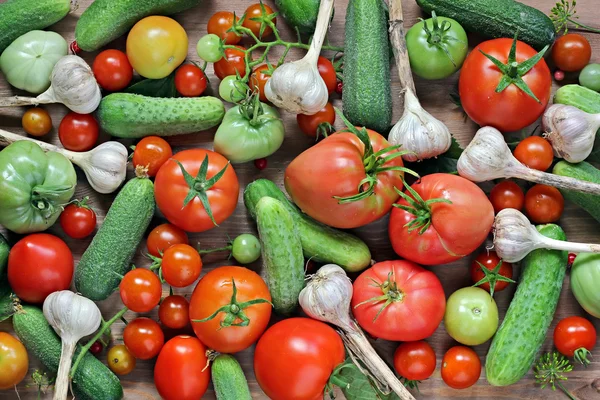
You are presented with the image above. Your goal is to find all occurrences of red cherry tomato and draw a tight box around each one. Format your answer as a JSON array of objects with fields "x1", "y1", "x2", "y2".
[
  {"x1": 90, "y1": 341, "x2": 103, "y2": 356},
  {"x1": 469, "y1": 251, "x2": 513, "y2": 294},
  {"x1": 489, "y1": 180, "x2": 525, "y2": 213},
  {"x1": 59, "y1": 200, "x2": 97, "y2": 239},
  {"x1": 441, "y1": 346, "x2": 481, "y2": 389},
  {"x1": 123, "y1": 317, "x2": 165, "y2": 360},
  {"x1": 207, "y1": 11, "x2": 241, "y2": 45},
  {"x1": 525, "y1": 184, "x2": 565, "y2": 223},
  {"x1": 161, "y1": 244, "x2": 202, "y2": 288},
  {"x1": 174, "y1": 65, "x2": 208, "y2": 97},
  {"x1": 243, "y1": 3, "x2": 276, "y2": 38},
  {"x1": 92, "y1": 49, "x2": 133, "y2": 91},
  {"x1": 254, "y1": 158, "x2": 267, "y2": 170},
  {"x1": 551, "y1": 34, "x2": 592, "y2": 72},
  {"x1": 158, "y1": 295, "x2": 190, "y2": 329},
  {"x1": 214, "y1": 45, "x2": 247, "y2": 80},
  {"x1": 146, "y1": 224, "x2": 189, "y2": 258},
  {"x1": 393, "y1": 341, "x2": 436, "y2": 381},
  {"x1": 317, "y1": 56, "x2": 336, "y2": 94},
  {"x1": 249, "y1": 64, "x2": 271, "y2": 102},
  {"x1": 58, "y1": 112, "x2": 99, "y2": 152},
  {"x1": 132, "y1": 136, "x2": 173, "y2": 177},
  {"x1": 554, "y1": 316, "x2": 596, "y2": 365},
  {"x1": 297, "y1": 102, "x2": 335, "y2": 138},
  {"x1": 514, "y1": 136, "x2": 554, "y2": 171},
  {"x1": 119, "y1": 269, "x2": 162, "y2": 313}
]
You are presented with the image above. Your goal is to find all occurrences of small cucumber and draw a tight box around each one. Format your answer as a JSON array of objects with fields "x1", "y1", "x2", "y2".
[
  {"x1": 485, "y1": 224, "x2": 568, "y2": 386},
  {"x1": 212, "y1": 354, "x2": 252, "y2": 400},
  {"x1": 553, "y1": 161, "x2": 600, "y2": 223},
  {"x1": 0, "y1": 233, "x2": 12, "y2": 321},
  {"x1": 0, "y1": 233, "x2": 8, "y2": 277},
  {"x1": 255, "y1": 197, "x2": 305, "y2": 315},
  {"x1": 275, "y1": 0, "x2": 321, "y2": 35},
  {"x1": 97, "y1": 93, "x2": 225, "y2": 139},
  {"x1": 554, "y1": 84, "x2": 600, "y2": 114}
]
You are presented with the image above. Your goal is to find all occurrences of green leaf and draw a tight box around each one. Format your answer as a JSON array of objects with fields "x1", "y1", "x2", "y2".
[
  {"x1": 125, "y1": 71, "x2": 178, "y2": 98},
  {"x1": 0, "y1": 272, "x2": 14, "y2": 322},
  {"x1": 330, "y1": 358, "x2": 400, "y2": 400},
  {"x1": 408, "y1": 136, "x2": 463, "y2": 175}
]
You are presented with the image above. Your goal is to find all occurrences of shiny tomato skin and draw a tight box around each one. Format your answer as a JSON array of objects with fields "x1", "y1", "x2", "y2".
[
  {"x1": 317, "y1": 56, "x2": 337, "y2": 94},
  {"x1": 161, "y1": 244, "x2": 202, "y2": 288},
  {"x1": 92, "y1": 49, "x2": 133, "y2": 91},
  {"x1": 123, "y1": 317, "x2": 165, "y2": 360},
  {"x1": 159, "y1": 295, "x2": 190, "y2": 329},
  {"x1": 351, "y1": 260, "x2": 446, "y2": 341},
  {"x1": 254, "y1": 318, "x2": 345, "y2": 400},
  {"x1": 146, "y1": 224, "x2": 189, "y2": 258},
  {"x1": 119, "y1": 269, "x2": 162, "y2": 313},
  {"x1": 553, "y1": 316, "x2": 597, "y2": 357},
  {"x1": 470, "y1": 251, "x2": 513, "y2": 293},
  {"x1": 190, "y1": 266, "x2": 271, "y2": 353},
  {"x1": 214, "y1": 45, "x2": 247, "y2": 80},
  {"x1": 489, "y1": 180, "x2": 525, "y2": 213},
  {"x1": 154, "y1": 149, "x2": 239, "y2": 233},
  {"x1": 60, "y1": 203, "x2": 97, "y2": 239},
  {"x1": 297, "y1": 102, "x2": 335, "y2": 138},
  {"x1": 393, "y1": 341, "x2": 436, "y2": 381},
  {"x1": 459, "y1": 38, "x2": 551, "y2": 132},
  {"x1": 552, "y1": 34, "x2": 592, "y2": 72},
  {"x1": 0, "y1": 333, "x2": 28, "y2": 389},
  {"x1": 441, "y1": 346, "x2": 481, "y2": 389},
  {"x1": 107, "y1": 345, "x2": 136, "y2": 376},
  {"x1": 285, "y1": 129, "x2": 405, "y2": 229},
  {"x1": 513, "y1": 136, "x2": 554, "y2": 171},
  {"x1": 8, "y1": 234, "x2": 74, "y2": 304},
  {"x1": 207, "y1": 11, "x2": 241, "y2": 45},
  {"x1": 389, "y1": 174, "x2": 494, "y2": 265},
  {"x1": 58, "y1": 112, "x2": 99, "y2": 152},
  {"x1": 154, "y1": 336, "x2": 210, "y2": 400},
  {"x1": 525, "y1": 184, "x2": 565, "y2": 223},
  {"x1": 22, "y1": 107, "x2": 52, "y2": 137},
  {"x1": 174, "y1": 64, "x2": 208, "y2": 97},
  {"x1": 132, "y1": 136, "x2": 173, "y2": 177},
  {"x1": 243, "y1": 4, "x2": 276, "y2": 38},
  {"x1": 249, "y1": 64, "x2": 271, "y2": 102}
]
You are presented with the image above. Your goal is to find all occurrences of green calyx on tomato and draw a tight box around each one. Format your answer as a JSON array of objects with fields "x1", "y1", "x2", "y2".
[
  {"x1": 420, "y1": 12, "x2": 464, "y2": 67},
  {"x1": 393, "y1": 180, "x2": 452, "y2": 235},
  {"x1": 472, "y1": 259, "x2": 515, "y2": 298},
  {"x1": 354, "y1": 272, "x2": 405, "y2": 321}
]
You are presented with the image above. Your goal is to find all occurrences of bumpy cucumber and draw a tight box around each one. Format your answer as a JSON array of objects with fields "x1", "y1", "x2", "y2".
[
  {"x1": 0, "y1": 233, "x2": 8, "y2": 276},
  {"x1": 275, "y1": 0, "x2": 321, "y2": 34},
  {"x1": 212, "y1": 354, "x2": 252, "y2": 400},
  {"x1": 554, "y1": 84, "x2": 600, "y2": 114},
  {"x1": 553, "y1": 161, "x2": 600, "y2": 223}
]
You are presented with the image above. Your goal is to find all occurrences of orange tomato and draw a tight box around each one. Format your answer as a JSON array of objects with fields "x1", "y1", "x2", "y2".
[{"x1": 0, "y1": 333, "x2": 28, "y2": 389}]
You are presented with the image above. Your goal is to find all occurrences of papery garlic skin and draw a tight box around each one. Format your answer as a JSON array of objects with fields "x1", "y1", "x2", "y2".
[
  {"x1": 80, "y1": 141, "x2": 128, "y2": 194},
  {"x1": 493, "y1": 209, "x2": 545, "y2": 263},
  {"x1": 543, "y1": 104, "x2": 599, "y2": 163}
]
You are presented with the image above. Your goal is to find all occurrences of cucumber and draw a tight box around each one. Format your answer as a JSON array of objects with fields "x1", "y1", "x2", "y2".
[
  {"x1": 0, "y1": 0, "x2": 71, "y2": 52},
  {"x1": 212, "y1": 354, "x2": 252, "y2": 400},
  {"x1": 343, "y1": 0, "x2": 392, "y2": 133},
  {"x1": 75, "y1": 176, "x2": 155, "y2": 301},
  {"x1": 275, "y1": 0, "x2": 321, "y2": 35},
  {"x1": 244, "y1": 179, "x2": 371, "y2": 272},
  {"x1": 255, "y1": 197, "x2": 305, "y2": 315},
  {"x1": 0, "y1": 233, "x2": 12, "y2": 321},
  {"x1": 554, "y1": 84, "x2": 600, "y2": 114},
  {"x1": 97, "y1": 93, "x2": 225, "y2": 139},
  {"x1": 13, "y1": 305, "x2": 123, "y2": 400},
  {"x1": 553, "y1": 161, "x2": 600, "y2": 223},
  {"x1": 0, "y1": 232, "x2": 8, "y2": 277},
  {"x1": 416, "y1": 0, "x2": 555, "y2": 51},
  {"x1": 75, "y1": 0, "x2": 199, "y2": 51},
  {"x1": 485, "y1": 224, "x2": 568, "y2": 386}
]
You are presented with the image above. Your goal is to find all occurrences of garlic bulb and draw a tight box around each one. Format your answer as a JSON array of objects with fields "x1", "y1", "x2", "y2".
[
  {"x1": 43, "y1": 291, "x2": 102, "y2": 400},
  {"x1": 264, "y1": 0, "x2": 333, "y2": 115},
  {"x1": 543, "y1": 104, "x2": 600, "y2": 163}
]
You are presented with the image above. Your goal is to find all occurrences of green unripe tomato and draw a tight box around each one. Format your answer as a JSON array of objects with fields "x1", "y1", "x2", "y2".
[
  {"x1": 444, "y1": 287, "x2": 499, "y2": 346},
  {"x1": 219, "y1": 76, "x2": 247, "y2": 103},
  {"x1": 197, "y1": 34, "x2": 223, "y2": 63},
  {"x1": 571, "y1": 253, "x2": 600, "y2": 318},
  {"x1": 579, "y1": 63, "x2": 600, "y2": 92},
  {"x1": 231, "y1": 234, "x2": 261, "y2": 264}
]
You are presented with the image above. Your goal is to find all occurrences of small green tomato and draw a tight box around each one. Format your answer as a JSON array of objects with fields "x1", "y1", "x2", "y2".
[
  {"x1": 219, "y1": 76, "x2": 247, "y2": 103},
  {"x1": 579, "y1": 63, "x2": 600, "y2": 92},
  {"x1": 444, "y1": 287, "x2": 499, "y2": 346},
  {"x1": 231, "y1": 234, "x2": 261, "y2": 264},
  {"x1": 197, "y1": 34, "x2": 223, "y2": 63}
]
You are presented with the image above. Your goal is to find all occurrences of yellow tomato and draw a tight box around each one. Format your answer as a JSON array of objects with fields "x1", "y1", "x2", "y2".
[
  {"x1": 0, "y1": 332, "x2": 28, "y2": 389},
  {"x1": 126, "y1": 16, "x2": 188, "y2": 79}
]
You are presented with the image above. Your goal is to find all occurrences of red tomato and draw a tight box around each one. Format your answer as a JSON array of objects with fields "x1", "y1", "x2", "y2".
[
  {"x1": 317, "y1": 56, "x2": 337, "y2": 94},
  {"x1": 159, "y1": 295, "x2": 190, "y2": 329},
  {"x1": 60, "y1": 201, "x2": 97, "y2": 239},
  {"x1": 243, "y1": 3, "x2": 276, "y2": 38},
  {"x1": 393, "y1": 341, "x2": 436, "y2": 381},
  {"x1": 8, "y1": 234, "x2": 73, "y2": 304},
  {"x1": 297, "y1": 102, "x2": 335, "y2": 138},
  {"x1": 123, "y1": 318, "x2": 165, "y2": 360},
  {"x1": 459, "y1": 38, "x2": 551, "y2": 132},
  {"x1": 146, "y1": 224, "x2": 189, "y2": 258},
  {"x1": 58, "y1": 112, "x2": 99, "y2": 152},
  {"x1": 249, "y1": 64, "x2": 271, "y2": 102},
  {"x1": 441, "y1": 346, "x2": 481, "y2": 389},
  {"x1": 285, "y1": 128, "x2": 405, "y2": 229},
  {"x1": 389, "y1": 174, "x2": 494, "y2": 265},
  {"x1": 351, "y1": 260, "x2": 445, "y2": 341},
  {"x1": 525, "y1": 184, "x2": 565, "y2": 223},
  {"x1": 214, "y1": 45, "x2": 247, "y2": 80},
  {"x1": 154, "y1": 336, "x2": 210, "y2": 400},
  {"x1": 207, "y1": 11, "x2": 241, "y2": 45},
  {"x1": 132, "y1": 136, "x2": 173, "y2": 178},
  {"x1": 92, "y1": 49, "x2": 133, "y2": 91},
  {"x1": 161, "y1": 244, "x2": 202, "y2": 288},
  {"x1": 174, "y1": 65, "x2": 207, "y2": 97},
  {"x1": 554, "y1": 316, "x2": 596, "y2": 365},
  {"x1": 154, "y1": 149, "x2": 239, "y2": 233},
  {"x1": 254, "y1": 318, "x2": 344, "y2": 400},
  {"x1": 469, "y1": 251, "x2": 513, "y2": 295},
  {"x1": 489, "y1": 180, "x2": 525, "y2": 213},
  {"x1": 119, "y1": 269, "x2": 162, "y2": 313},
  {"x1": 513, "y1": 136, "x2": 554, "y2": 171},
  {"x1": 190, "y1": 266, "x2": 271, "y2": 353},
  {"x1": 552, "y1": 34, "x2": 592, "y2": 72}
]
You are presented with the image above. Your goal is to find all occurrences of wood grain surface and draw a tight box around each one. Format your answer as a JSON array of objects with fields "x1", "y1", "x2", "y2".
[{"x1": 1, "y1": 0, "x2": 600, "y2": 399}]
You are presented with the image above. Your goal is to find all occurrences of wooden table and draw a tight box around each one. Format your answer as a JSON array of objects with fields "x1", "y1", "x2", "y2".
[{"x1": 1, "y1": 0, "x2": 599, "y2": 399}]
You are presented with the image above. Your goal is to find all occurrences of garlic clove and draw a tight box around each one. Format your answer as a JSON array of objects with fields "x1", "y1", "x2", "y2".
[
  {"x1": 543, "y1": 104, "x2": 599, "y2": 163},
  {"x1": 493, "y1": 208, "x2": 546, "y2": 263},
  {"x1": 77, "y1": 141, "x2": 128, "y2": 194}
]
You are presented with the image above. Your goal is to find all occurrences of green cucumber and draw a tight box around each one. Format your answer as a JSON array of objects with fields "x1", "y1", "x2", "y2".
[
  {"x1": 75, "y1": 176, "x2": 155, "y2": 301},
  {"x1": 212, "y1": 354, "x2": 252, "y2": 400},
  {"x1": 75, "y1": 0, "x2": 199, "y2": 51},
  {"x1": 554, "y1": 84, "x2": 600, "y2": 114},
  {"x1": 97, "y1": 93, "x2": 225, "y2": 139},
  {"x1": 485, "y1": 224, "x2": 568, "y2": 386},
  {"x1": 244, "y1": 179, "x2": 371, "y2": 272},
  {"x1": 343, "y1": 0, "x2": 392, "y2": 133},
  {"x1": 275, "y1": 0, "x2": 321, "y2": 35},
  {"x1": 0, "y1": 0, "x2": 71, "y2": 52},
  {"x1": 0, "y1": 232, "x2": 8, "y2": 277},
  {"x1": 416, "y1": 0, "x2": 555, "y2": 51},
  {"x1": 255, "y1": 197, "x2": 305, "y2": 315},
  {"x1": 553, "y1": 161, "x2": 600, "y2": 223},
  {"x1": 0, "y1": 233, "x2": 12, "y2": 321},
  {"x1": 13, "y1": 305, "x2": 123, "y2": 400}
]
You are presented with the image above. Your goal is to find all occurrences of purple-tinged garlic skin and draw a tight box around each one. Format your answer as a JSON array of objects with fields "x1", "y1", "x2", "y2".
[{"x1": 543, "y1": 104, "x2": 599, "y2": 163}]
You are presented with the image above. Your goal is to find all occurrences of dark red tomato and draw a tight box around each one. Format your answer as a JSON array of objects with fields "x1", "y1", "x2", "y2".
[
  {"x1": 469, "y1": 251, "x2": 513, "y2": 295},
  {"x1": 207, "y1": 11, "x2": 241, "y2": 45},
  {"x1": 123, "y1": 317, "x2": 165, "y2": 360},
  {"x1": 90, "y1": 341, "x2": 103, "y2": 356},
  {"x1": 119, "y1": 269, "x2": 162, "y2": 313},
  {"x1": 58, "y1": 112, "x2": 99, "y2": 152},
  {"x1": 154, "y1": 336, "x2": 210, "y2": 400},
  {"x1": 351, "y1": 260, "x2": 445, "y2": 341},
  {"x1": 243, "y1": 3, "x2": 276, "y2": 38},
  {"x1": 552, "y1": 34, "x2": 592, "y2": 72},
  {"x1": 254, "y1": 318, "x2": 345, "y2": 400},
  {"x1": 132, "y1": 136, "x2": 173, "y2": 178},
  {"x1": 554, "y1": 316, "x2": 597, "y2": 365},
  {"x1": 92, "y1": 49, "x2": 133, "y2": 91},
  {"x1": 249, "y1": 64, "x2": 271, "y2": 102},
  {"x1": 159, "y1": 295, "x2": 190, "y2": 329},
  {"x1": 146, "y1": 224, "x2": 189, "y2": 258},
  {"x1": 317, "y1": 56, "x2": 336, "y2": 94},
  {"x1": 8, "y1": 234, "x2": 74, "y2": 304},
  {"x1": 214, "y1": 45, "x2": 247, "y2": 80},
  {"x1": 514, "y1": 136, "x2": 554, "y2": 171},
  {"x1": 297, "y1": 102, "x2": 335, "y2": 138},
  {"x1": 161, "y1": 244, "x2": 202, "y2": 288},
  {"x1": 174, "y1": 65, "x2": 207, "y2": 97},
  {"x1": 60, "y1": 201, "x2": 97, "y2": 239},
  {"x1": 525, "y1": 184, "x2": 564, "y2": 223},
  {"x1": 393, "y1": 341, "x2": 436, "y2": 381},
  {"x1": 441, "y1": 346, "x2": 481, "y2": 389},
  {"x1": 489, "y1": 180, "x2": 525, "y2": 213}
]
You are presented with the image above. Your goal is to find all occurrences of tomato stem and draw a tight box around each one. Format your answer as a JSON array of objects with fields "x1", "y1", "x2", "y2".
[
  {"x1": 573, "y1": 347, "x2": 592, "y2": 367},
  {"x1": 393, "y1": 180, "x2": 452, "y2": 235},
  {"x1": 354, "y1": 272, "x2": 405, "y2": 322},
  {"x1": 471, "y1": 260, "x2": 515, "y2": 298}
]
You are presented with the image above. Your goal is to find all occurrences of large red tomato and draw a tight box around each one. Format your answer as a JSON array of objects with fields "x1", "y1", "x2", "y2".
[
  {"x1": 389, "y1": 174, "x2": 494, "y2": 265},
  {"x1": 459, "y1": 38, "x2": 551, "y2": 132},
  {"x1": 351, "y1": 260, "x2": 445, "y2": 341},
  {"x1": 189, "y1": 266, "x2": 271, "y2": 353},
  {"x1": 285, "y1": 127, "x2": 405, "y2": 228},
  {"x1": 254, "y1": 318, "x2": 345, "y2": 400},
  {"x1": 154, "y1": 149, "x2": 239, "y2": 232}
]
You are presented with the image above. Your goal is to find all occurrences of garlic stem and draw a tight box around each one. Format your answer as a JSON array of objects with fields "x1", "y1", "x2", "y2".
[
  {"x1": 304, "y1": 0, "x2": 334, "y2": 64},
  {"x1": 388, "y1": 0, "x2": 415, "y2": 94},
  {"x1": 0, "y1": 96, "x2": 53, "y2": 107},
  {"x1": 55, "y1": 341, "x2": 76, "y2": 400}
]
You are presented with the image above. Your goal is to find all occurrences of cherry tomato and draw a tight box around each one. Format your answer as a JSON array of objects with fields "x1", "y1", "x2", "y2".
[
  {"x1": 317, "y1": 56, "x2": 337, "y2": 94},
  {"x1": 107, "y1": 345, "x2": 136, "y2": 376},
  {"x1": 58, "y1": 112, "x2": 99, "y2": 152},
  {"x1": 297, "y1": 102, "x2": 335, "y2": 138},
  {"x1": 0, "y1": 333, "x2": 28, "y2": 389},
  {"x1": 470, "y1": 251, "x2": 513, "y2": 295},
  {"x1": 551, "y1": 34, "x2": 592, "y2": 72},
  {"x1": 90, "y1": 341, "x2": 103, "y2": 356},
  {"x1": 59, "y1": 200, "x2": 97, "y2": 239},
  {"x1": 243, "y1": 3, "x2": 276, "y2": 38},
  {"x1": 92, "y1": 49, "x2": 133, "y2": 91},
  {"x1": 525, "y1": 184, "x2": 565, "y2": 223},
  {"x1": 208, "y1": 11, "x2": 241, "y2": 45},
  {"x1": 123, "y1": 317, "x2": 165, "y2": 360},
  {"x1": 254, "y1": 158, "x2": 267, "y2": 170},
  {"x1": 441, "y1": 346, "x2": 481, "y2": 389},
  {"x1": 22, "y1": 107, "x2": 52, "y2": 137},
  {"x1": 393, "y1": 341, "x2": 436, "y2": 381},
  {"x1": 489, "y1": 180, "x2": 525, "y2": 213},
  {"x1": 146, "y1": 224, "x2": 189, "y2": 258},
  {"x1": 197, "y1": 34, "x2": 223, "y2": 63},
  {"x1": 161, "y1": 244, "x2": 202, "y2": 288},
  {"x1": 214, "y1": 45, "x2": 247, "y2": 80},
  {"x1": 174, "y1": 64, "x2": 208, "y2": 97},
  {"x1": 119, "y1": 269, "x2": 162, "y2": 313},
  {"x1": 249, "y1": 64, "x2": 271, "y2": 101},
  {"x1": 568, "y1": 253, "x2": 577, "y2": 267},
  {"x1": 514, "y1": 136, "x2": 554, "y2": 171},
  {"x1": 132, "y1": 136, "x2": 173, "y2": 177},
  {"x1": 158, "y1": 295, "x2": 190, "y2": 329},
  {"x1": 554, "y1": 316, "x2": 597, "y2": 365}
]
